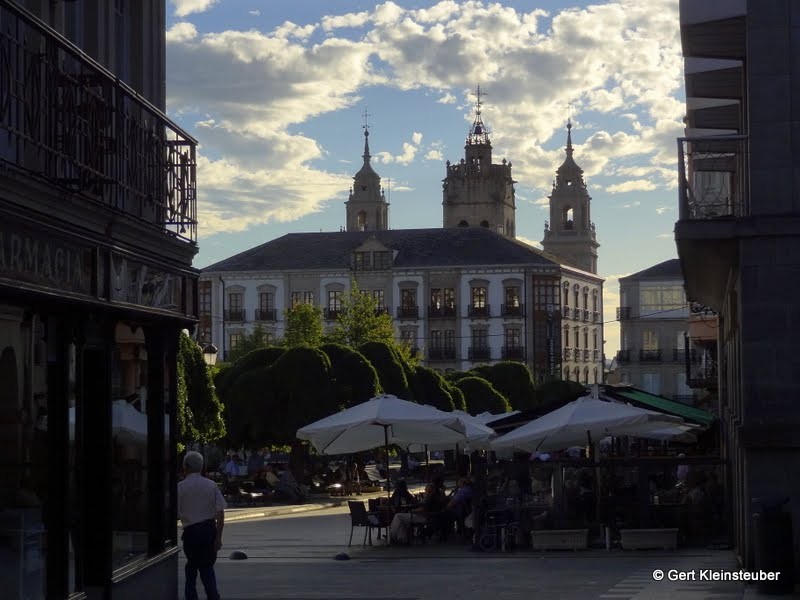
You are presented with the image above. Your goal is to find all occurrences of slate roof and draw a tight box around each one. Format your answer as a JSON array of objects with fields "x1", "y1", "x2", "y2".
[
  {"x1": 202, "y1": 227, "x2": 580, "y2": 273},
  {"x1": 619, "y1": 258, "x2": 682, "y2": 282}
]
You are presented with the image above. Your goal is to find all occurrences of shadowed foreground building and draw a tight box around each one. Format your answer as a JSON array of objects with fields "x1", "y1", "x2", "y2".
[
  {"x1": 0, "y1": 1, "x2": 199, "y2": 598},
  {"x1": 676, "y1": 0, "x2": 800, "y2": 578}
]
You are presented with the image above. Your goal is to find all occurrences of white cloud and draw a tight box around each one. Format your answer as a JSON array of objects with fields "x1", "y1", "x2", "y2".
[
  {"x1": 621, "y1": 200, "x2": 642, "y2": 209},
  {"x1": 166, "y1": 0, "x2": 686, "y2": 236},
  {"x1": 249, "y1": 9, "x2": 261, "y2": 16},
  {"x1": 516, "y1": 235, "x2": 542, "y2": 249},
  {"x1": 655, "y1": 206, "x2": 673, "y2": 214},
  {"x1": 424, "y1": 149, "x2": 444, "y2": 161},
  {"x1": 172, "y1": 0, "x2": 217, "y2": 18},
  {"x1": 166, "y1": 22, "x2": 198, "y2": 44},
  {"x1": 391, "y1": 185, "x2": 414, "y2": 192},
  {"x1": 656, "y1": 233, "x2": 673, "y2": 239},
  {"x1": 411, "y1": 132, "x2": 423, "y2": 145},
  {"x1": 374, "y1": 132, "x2": 423, "y2": 165},
  {"x1": 606, "y1": 179, "x2": 657, "y2": 194}
]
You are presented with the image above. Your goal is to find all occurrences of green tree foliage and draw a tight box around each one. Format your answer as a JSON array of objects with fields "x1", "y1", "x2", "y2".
[
  {"x1": 470, "y1": 361, "x2": 537, "y2": 411},
  {"x1": 448, "y1": 383, "x2": 467, "y2": 411},
  {"x1": 444, "y1": 370, "x2": 474, "y2": 384},
  {"x1": 176, "y1": 333, "x2": 226, "y2": 446},
  {"x1": 409, "y1": 365, "x2": 455, "y2": 411},
  {"x1": 226, "y1": 324, "x2": 271, "y2": 363},
  {"x1": 215, "y1": 346, "x2": 285, "y2": 398},
  {"x1": 320, "y1": 343, "x2": 382, "y2": 409},
  {"x1": 224, "y1": 366, "x2": 274, "y2": 446},
  {"x1": 358, "y1": 341, "x2": 412, "y2": 399},
  {"x1": 283, "y1": 303, "x2": 324, "y2": 347},
  {"x1": 455, "y1": 376, "x2": 511, "y2": 415},
  {"x1": 534, "y1": 379, "x2": 586, "y2": 412},
  {"x1": 329, "y1": 280, "x2": 396, "y2": 348}
]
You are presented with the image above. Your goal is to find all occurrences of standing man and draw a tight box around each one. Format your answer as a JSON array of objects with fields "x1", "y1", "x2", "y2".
[{"x1": 178, "y1": 451, "x2": 226, "y2": 600}]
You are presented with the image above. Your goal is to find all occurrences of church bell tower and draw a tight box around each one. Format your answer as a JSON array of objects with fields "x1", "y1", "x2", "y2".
[
  {"x1": 541, "y1": 121, "x2": 599, "y2": 273},
  {"x1": 345, "y1": 116, "x2": 389, "y2": 232}
]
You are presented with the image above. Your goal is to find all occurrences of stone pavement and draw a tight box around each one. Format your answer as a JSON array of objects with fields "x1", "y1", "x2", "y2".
[{"x1": 178, "y1": 505, "x2": 799, "y2": 599}]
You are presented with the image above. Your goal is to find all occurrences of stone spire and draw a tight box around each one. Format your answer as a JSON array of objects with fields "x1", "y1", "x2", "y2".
[
  {"x1": 467, "y1": 85, "x2": 491, "y2": 146},
  {"x1": 346, "y1": 111, "x2": 388, "y2": 232}
]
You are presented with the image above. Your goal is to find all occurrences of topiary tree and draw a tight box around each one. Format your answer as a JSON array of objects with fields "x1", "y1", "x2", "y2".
[
  {"x1": 447, "y1": 383, "x2": 467, "y2": 411},
  {"x1": 410, "y1": 365, "x2": 455, "y2": 411},
  {"x1": 224, "y1": 366, "x2": 276, "y2": 447},
  {"x1": 320, "y1": 343, "x2": 382, "y2": 409},
  {"x1": 226, "y1": 324, "x2": 272, "y2": 363},
  {"x1": 358, "y1": 341, "x2": 412, "y2": 399},
  {"x1": 534, "y1": 379, "x2": 587, "y2": 412},
  {"x1": 177, "y1": 332, "x2": 226, "y2": 448},
  {"x1": 455, "y1": 376, "x2": 511, "y2": 415},
  {"x1": 470, "y1": 361, "x2": 537, "y2": 411},
  {"x1": 214, "y1": 346, "x2": 285, "y2": 399},
  {"x1": 444, "y1": 370, "x2": 474, "y2": 384}
]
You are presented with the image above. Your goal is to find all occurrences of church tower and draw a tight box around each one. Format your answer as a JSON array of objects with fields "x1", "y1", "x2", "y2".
[
  {"x1": 442, "y1": 87, "x2": 516, "y2": 237},
  {"x1": 541, "y1": 120, "x2": 599, "y2": 273},
  {"x1": 345, "y1": 122, "x2": 388, "y2": 232}
]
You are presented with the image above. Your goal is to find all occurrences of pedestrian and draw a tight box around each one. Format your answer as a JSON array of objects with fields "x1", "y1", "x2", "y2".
[{"x1": 178, "y1": 451, "x2": 226, "y2": 600}]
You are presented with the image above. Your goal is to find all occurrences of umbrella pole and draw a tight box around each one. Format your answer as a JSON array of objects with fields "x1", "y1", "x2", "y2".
[
  {"x1": 384, "y1": 425, "x2": 391, "y2": 496},
  {"x1": 425, "y1": 444, "x2": 430, "y2": 483}
]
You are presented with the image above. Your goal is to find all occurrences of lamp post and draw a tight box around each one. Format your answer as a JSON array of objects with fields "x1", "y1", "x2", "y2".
[{"x1": 202, "y1": 343, "x2": 218, "y2": 366}]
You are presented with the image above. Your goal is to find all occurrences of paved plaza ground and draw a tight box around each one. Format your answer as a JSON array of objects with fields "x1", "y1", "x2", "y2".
[{"x1": 178, "y1": 505, "x2": 795, "y2": 600}]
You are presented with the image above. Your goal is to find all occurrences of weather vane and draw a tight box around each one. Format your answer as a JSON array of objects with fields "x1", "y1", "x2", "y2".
[{"x1": 566, "y1": 101, "x2": 574, "y2": 125}]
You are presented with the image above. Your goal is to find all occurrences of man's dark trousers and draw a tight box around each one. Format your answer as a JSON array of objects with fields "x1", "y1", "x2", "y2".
[{"x1": 182, "y1": 519, "x2": 220, "y2": 600}]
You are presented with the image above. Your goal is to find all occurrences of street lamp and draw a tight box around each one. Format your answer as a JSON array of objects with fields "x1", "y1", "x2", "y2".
[{"x1": 202, "y1": 343, "x2": 218, "y2": 366}]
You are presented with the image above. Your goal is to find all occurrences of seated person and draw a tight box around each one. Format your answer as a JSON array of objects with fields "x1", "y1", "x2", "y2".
[
  {"x1": 440, "y1": 478, "x2": 474, "y2": 537},
  {"x1": 390, "y1": 480, "x2": 416, "y2": 510},
  {"x1": 264, "y1": 464, "x2": 281, "y2": 488},
  {"x1": 389, "y1": 483, "x2": 442, "y2": 544}
]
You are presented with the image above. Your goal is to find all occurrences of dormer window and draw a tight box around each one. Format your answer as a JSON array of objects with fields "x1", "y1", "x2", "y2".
[
  {"x1": 373, "y1": 251, "x2": 391, "y2": 270},
  {"x1": 354, "y1": 251, "x2": 371, "y2": 271}
]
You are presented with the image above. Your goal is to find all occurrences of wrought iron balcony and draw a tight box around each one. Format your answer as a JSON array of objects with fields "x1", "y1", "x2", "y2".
[
  {"x1": 224, "y1": 309, "x2": 245, "y2": 322},
  {"x1": 255, "y1": 308, "x2": 277, "y2": 322},
  {"x1": 502, "y1": 346, "x2": 526, "y2": 361},
  {"x1": 467, "y1": 304, "x2": 491, "y2": 318},
  {"x1": 639, "y1": 349, "x2": 663, "y2": 362},
  {"x1": 323, "y1": 307, "x2": 342, "y2": 320},
  {"x1": 0, "y1": 2, "x2": 197, "y2": 242},
  {"x1": 616, "y1": 306, "x2": 631, "y2": 320},
  {"x1": 563, "y1": 347, "x2": 572, "y2": 360},
  {"x1": 563, "y1": 306, "x2": 571, "y2": 319},
  {"x1": 501, "y1": 304, "x2": 524, "y2": 317},
  {"x1": 397, "y1": 306, "x2": 419, "y2": 319},
  {"x1": 428, "y1": 305, "x2": 456, "y2": 318},
  {"x1": 688, "y1": 361, "x2": 718, "y2": 389},
  {"x1": 592, "y1": 311, "x2": 600, "y2": 322},
  {"x1": 616, "y1": 349, "x2": 631, "y2": 363},
  {"x1": 593, "y1": 349, "x2": 600, "y2": 361},
  {"x1": 678, "y1": 135, "x2": 748, "y2": 221},
  {"x1": 468, "y1": 346, "x2": 491, "y2": 360},
  {"x1": 583, "y1": 349, "x2": 591, "y2": 361},
  {"x1": 428, "y1": 347, "x2": 456, "y2": 361},
  {"x1": 582, "y1": 309, "x2": 590, "y2": 321}
]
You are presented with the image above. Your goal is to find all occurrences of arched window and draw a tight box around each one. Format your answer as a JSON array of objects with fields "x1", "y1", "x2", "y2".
[
  {"x1": 564, "y1": 207, "x2": 574, "y2": 229},
  {"x1": 593, "y1": 367, "x2": 598, "y2": 384},
  {"x1": 563, "y1": 282, "x2": 570, "y2": 306},
  {"x1": 573, "y1": 327, "x2": 580, "y2": 348},
  {"x1": 573, "y1": 366, "x2": 580, "y2": 381},
  {"x1": 480, "y1": 220, "x2": 489, "y2": 228},
  {"x1": 458, "y1": 220, "x2": 469, "y2": 227},
  {"x1": 592, "y1": 329, "x2": 598, "y2": 349},
  {"x1": 564, "y1": 367, "x2": 570, "y2": 381},
  {"x1": 583, "y1": 287, "x2": 589, "y2": 309},
  {"x1": 357, "y1": 211, "x2": 367, "y2": 231},
  {"x1": 563, "y1": 326, "x2": 570, "y2": 347},
  {"x1": 583, "y1": 327, "x2": 589, "y2": 349},
  {"x1": 583, "y1": 367, "x2": 589, "y2": 384},
  {"x1": 592, "y1": 289, "x2": 599, "y2": 312},
  {"x1": 573, "y1": 284, "x2": 579, "y2": 308}
]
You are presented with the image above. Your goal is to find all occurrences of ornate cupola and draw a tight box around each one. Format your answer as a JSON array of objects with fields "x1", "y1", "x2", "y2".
[
  {"x1": 442, "y1": 86, "x2": 516, "y2": 237},
  {"x1": 541, "y1": 120, "x2": 600, "y2": 273},
  {"x1": 345, "y1": 117, "x2": 389, "y2": 232}
]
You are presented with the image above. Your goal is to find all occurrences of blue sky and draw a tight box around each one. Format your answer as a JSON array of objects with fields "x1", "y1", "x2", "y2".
[{"x1": 165, "y1": 0, "x2": 686, "y2": 354}]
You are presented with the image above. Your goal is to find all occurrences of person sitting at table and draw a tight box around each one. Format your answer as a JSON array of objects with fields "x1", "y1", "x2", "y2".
[
  {"x1": 390, "y1": 479, "x2": 416, "y2": 510},
  {"x1": 389, "y1": 483, "x2": 441, "y2": 544},
  {"x1": 264, "y1": 464, "x2": 281, "y2": 488},
  {"x1": 440, "y1": 478, "x2": 474, "y2": 539}
]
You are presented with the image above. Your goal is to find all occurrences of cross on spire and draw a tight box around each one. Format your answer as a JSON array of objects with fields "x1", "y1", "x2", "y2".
[
  {"x1": 473, "y1": 86, "x2": 487, "y2": 116},
  {"x1": 362, "y1": 108, "x2": 371, "y2": 134}
]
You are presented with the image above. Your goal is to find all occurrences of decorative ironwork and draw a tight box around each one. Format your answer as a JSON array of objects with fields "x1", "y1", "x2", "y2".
[
  {"x1": 224, "y1": 309, "x2": 245, "y2": 322},
  {"x1": 255, "y1": 308, "x2": 277, "y2": 321},
  {"x1": 640, "y1": 349, "x2": 663, "y2": 362},
  {"x1": 468, "y1": 346, "x2": 490, "y2": 360},
  {"x1": 501, "y1": 303, "x2": 524, "y2": 317},
  {"x1": 563, "y1": 306, "x2": 571, "y2": 319},
  {"x1": 428, "y1": 305, "x2": 456, "y2": 318},
  {"x1": 678, "y1": 135, "x2": 748, "y2": 221},
  {"x1": 323, "y1": 307, "x2": 341, "y2": 320},
  {"x1": 563, "y1": 348, "x2": 572, "y2": 361},
  {"x1": 0, "y1": 2, "x2": 197, "y2": 242},
  {"x1": 468, "y1": 304, "x2": 491, "y2": 318},
  {"x1": 428, "y1": 347, "x2": 456, "y2": 360},
  {"x1": 502, "y1": 346, "x2": 525, "y2": 361},
  {"x1": 397, "y1": 306, "x2": 419, "y2": 319}
]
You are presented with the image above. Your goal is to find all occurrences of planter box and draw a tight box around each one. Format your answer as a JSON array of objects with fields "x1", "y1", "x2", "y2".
[
  {"x1": 530, "y1": 529, "x2": 589, "y2": 551},
  {"x1": 620, "y1": 528, "x2": 678, "y2": 550}
]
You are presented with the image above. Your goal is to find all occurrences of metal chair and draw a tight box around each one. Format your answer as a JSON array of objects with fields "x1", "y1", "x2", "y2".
[{"x1": 347, "y1": 500, "x2": 381, "y2": 547}]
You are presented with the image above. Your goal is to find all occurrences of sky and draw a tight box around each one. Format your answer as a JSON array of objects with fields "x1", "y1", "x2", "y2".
[{"x1": 165, "y1": 0, "x2": 686, "y2": 356}]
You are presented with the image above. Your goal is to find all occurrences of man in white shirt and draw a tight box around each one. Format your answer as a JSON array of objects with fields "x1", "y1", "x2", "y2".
[{"x1": 178, "y1": 451, "x2": 226, "y2": 600}]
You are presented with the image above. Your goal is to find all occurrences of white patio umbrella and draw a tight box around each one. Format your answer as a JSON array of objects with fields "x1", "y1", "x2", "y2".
[
  {"x1": 406, "y1": 410, "x2": 496, "y2": 452},
  {"x1": 473, "y1": 410, "x2": 520, "y2": 425},
  {"x1": 491, "y1": 394, "x2": 686, "y2": 454},
  {"x1": 296, "y1": 394, "x2": 467, "y2": 454}
]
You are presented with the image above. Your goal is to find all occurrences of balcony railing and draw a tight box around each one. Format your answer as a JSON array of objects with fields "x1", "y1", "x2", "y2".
[
  {"x1": 564, "y1": 347, "x2": 572, "y2": 361},
  {"x1": 323, "y1": 307, "x2": 342, "y2": 320},
  {"x1": 593, "y1": 349, "x2": 600, "y2": 361},
  {"x1": 592, "y1": 311, "x2": 600, "y2": 322},
  {"x1": 397, "y1": 306, "x2": 419, "y2": 319},
  {"x1": 640, "y1": 349, "x2": 663, "y2": 362},
  {"x1": 255, "y1": 308, "x2": 277, "y2": 322},
  {"x1": 468, "y1": 346, "x2": 491, "y2": 360},
  {"x1": 502, "y1": 346, "x2": 526, "y2": 361},
  {"x1": 224, "y1": 309, "x2": 245, "y2": 322},
  {"x1": 678, "y1": 135, "x2": 748, "y2": 221},
  {"x1": 501, "y1": 304, "x2": 524, "y2": 317},
  {"x1": 688, "y1": 361, "x2": 718, "y2": 389},
  {"x1": 0, "y1": 2, "x2": 197, "y2": 242},
  {"x1": 616, "y1": 349, "x2": 631, "y2": 363},
  {"x1": 428, "y1": 305, "x2": 456, "y2": 318},
  {"x1": 374, "y1": 306, "x2": 389, "y2": 316},
  {"x1": 582, "y1": 309, "x2": 590, "y2": 321},
  {"x1": 583, "y1": 349, "x2": 591, "y2": 361},
  {"x1": 616, "y1": 307, "x2": 631, "y2": 320},
  {"x1": 428, "y1": 347, "x2": 456, "y2": 360},
  {"x1": 467, "y1": 305, "x2": 491, "y2": 318},
  {"x1": 563, "y1": 306, "x2": 571, "y2": 319}
]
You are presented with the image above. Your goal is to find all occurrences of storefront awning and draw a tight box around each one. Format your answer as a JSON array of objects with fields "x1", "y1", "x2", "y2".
[{"x1": 612, "y1": 389, "x2": 715, "y2": 427}]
